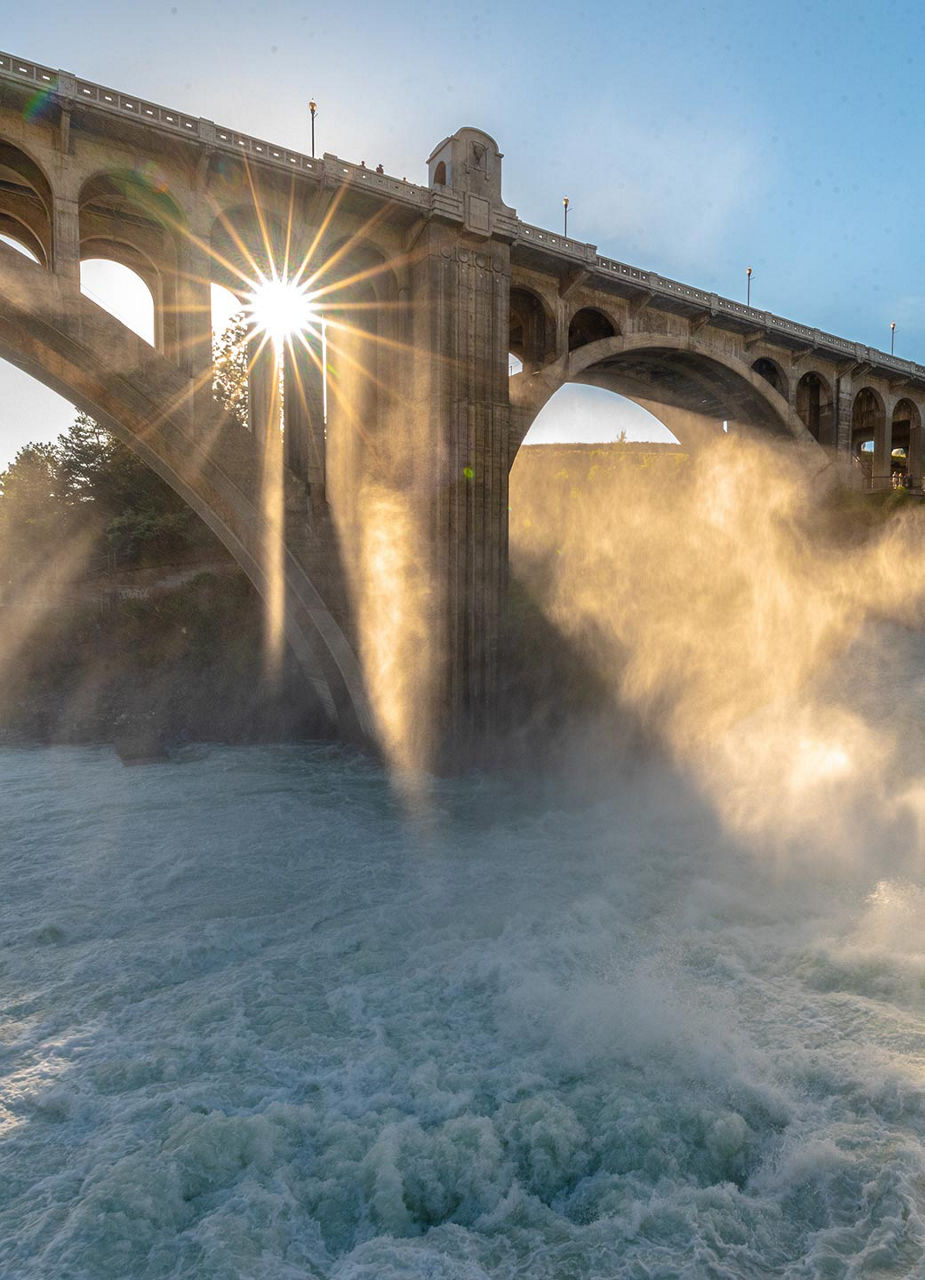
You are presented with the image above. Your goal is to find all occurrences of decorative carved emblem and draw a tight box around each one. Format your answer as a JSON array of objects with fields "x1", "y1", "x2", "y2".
[{"x1": 470, "y1": 141, "x2": 487, "y2": 172}]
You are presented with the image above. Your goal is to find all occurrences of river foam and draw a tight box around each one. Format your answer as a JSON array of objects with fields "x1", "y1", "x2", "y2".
[{"x1": 4, "y1": 701, "x2": 925, "y2": 1277}]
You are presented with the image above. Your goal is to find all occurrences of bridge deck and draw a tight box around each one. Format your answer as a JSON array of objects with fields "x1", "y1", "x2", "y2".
[{"x1": 1, "y1": 48, "x2": 920, "y2": 387}]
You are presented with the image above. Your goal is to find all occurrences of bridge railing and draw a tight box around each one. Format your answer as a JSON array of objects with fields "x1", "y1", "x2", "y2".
[
  {"x1": 5, "y1": 48, "x2": 925, "y2": 383},
  {"x1": 0, "y1": 51, "x2": 430, "y2": 207},
  {"x1": 514, "y1": 221, "x2": 595, "y2": 261},
  {"x1": 590, "y1": 249, "x2": 925, "y2": 383}
]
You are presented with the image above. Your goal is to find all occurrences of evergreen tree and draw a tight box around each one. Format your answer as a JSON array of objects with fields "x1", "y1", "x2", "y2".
[
  {"x1": 0, "y1": 412, "x2": 218, "y2": 578},
  {"x1": 0, "y1": 443, "x2": 67, "y2": 584}
]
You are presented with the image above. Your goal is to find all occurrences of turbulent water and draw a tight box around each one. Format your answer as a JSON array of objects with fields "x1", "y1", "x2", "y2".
[{"x1": 4, "y1": 626, "x2": 925, "y2": 1278}]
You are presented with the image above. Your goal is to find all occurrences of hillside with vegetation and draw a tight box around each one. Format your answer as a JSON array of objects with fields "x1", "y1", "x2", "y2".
[{"x1": 0, "y1": 414, "x2": 325, "y2": 748}]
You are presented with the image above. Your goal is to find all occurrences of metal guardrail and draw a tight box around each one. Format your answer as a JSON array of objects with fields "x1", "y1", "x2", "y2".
[{"x1": 3, "y1": 49, "x2": 924, "y2": 382}]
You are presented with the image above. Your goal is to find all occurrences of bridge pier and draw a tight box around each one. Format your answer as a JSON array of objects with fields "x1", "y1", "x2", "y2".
[
  {"x1": 283, "y1": 339, "x2": 325, "y2": 501},
  {"x1": 414, "y1": 130, "x2": 515, "y2": 750},
  {"x1": 175, "y1": 236, "x2": 215, "y2": 417},
  {"x1": 51, "y1": 191, "x2": 80, "y2": 285}
]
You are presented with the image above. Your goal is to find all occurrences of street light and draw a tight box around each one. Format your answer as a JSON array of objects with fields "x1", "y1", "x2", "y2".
[
  {"x1": 309, "y1": 100, "x2": 317, "y2": 159},
  {"x1": 891, "y1": 321, "x2": 896, "y2": 355},
  {"x1": 746, "y1": 265, "x2": 752, "y2": 307},
  {"x1": 563, "y1": 196, "x2": 569, "y2": 237}
]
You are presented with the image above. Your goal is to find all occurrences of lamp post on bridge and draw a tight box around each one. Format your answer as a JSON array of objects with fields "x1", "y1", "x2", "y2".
[
  {"x1": 891, "y1": 321, "x2": 896, "y2": 355},
  {"x1": 563, "y1": 196, "x2": 569, "y2": 238},
  {"x1": 309, "y1": 100, "x2": 317, "y2": 159},
  {"x1": 746, "y1": 265, "x2": 752, "y2": 307}
]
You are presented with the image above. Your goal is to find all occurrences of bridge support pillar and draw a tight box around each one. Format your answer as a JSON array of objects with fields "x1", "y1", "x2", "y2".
[
  {"x1": 909, "y1": 418, "x2": 924, "y2": 489},
  {"x1": 51, "y1": 193, "x2": 80, "y2": 286},
  {"x1": 873, "y1": 414, "x2": 893, "y2": 491},
  {"x1": 174, "y1": 240, "x2": 216, "y2": 418},
  {"x1": 248, "y1": 342, "x2": 277, "y2": 447},
  {"x1": 284, "y1": 337, "x2": 325, "y2": 501},
  {"x1": 408, "y1": 224, "x2": 513, "y2": 752},
  {"x1": 835, "y1": 378, "x2": 854, "y2": 455}
]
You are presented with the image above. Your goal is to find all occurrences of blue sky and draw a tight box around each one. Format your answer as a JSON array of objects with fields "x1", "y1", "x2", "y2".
[{"x1": 3, "y1": 0, "x2": 925, "y2": 460}]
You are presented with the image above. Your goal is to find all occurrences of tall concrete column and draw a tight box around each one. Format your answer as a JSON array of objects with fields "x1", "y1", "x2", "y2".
[
  {"x1": 51, "y1": 160, "x2": 81, "y2": 288},
  {"x1": 873, "y1": 414, "x2": 893, "y2": 491},
  {"x1": 909, "y1": 419, "x2": 923, "y2": 489},
  {"x1": 248, "y1": 341, "x2": 277, "y2": 449},
  {"x1": 154, "y1": 260, "x2": 182, "y2": 364},
  {"x1": 407, "y1": 232, "x2": 512, "y2": 750},
  {"x1": 413, "y1": 128, "x2": 517, "y2": 751},
  {"x1": 284, "y1": 337, "x2": 325, "y2": 499},
  {"x1": 175, "y1": 234, "x2": 215, "y2": 417},
  {"x1": 835, "y1": 377, "x2": 854, "y2": 456}
]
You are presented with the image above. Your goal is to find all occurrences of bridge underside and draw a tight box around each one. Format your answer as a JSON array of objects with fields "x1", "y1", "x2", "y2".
[
  {"x1": 0, "y1": 244, "x2": 373, "y2": 744},
  {"x1": 572, "y1": 349, "x2": 789, "y2": 435}
]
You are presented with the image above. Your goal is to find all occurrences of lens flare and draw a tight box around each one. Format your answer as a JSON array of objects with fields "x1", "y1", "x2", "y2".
[{"x1": 245, "y1": 275, "x2": 319, "y2": 348}]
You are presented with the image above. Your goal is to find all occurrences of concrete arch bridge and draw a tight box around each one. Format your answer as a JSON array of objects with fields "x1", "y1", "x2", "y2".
[{"x1": 0, "y1": 51, "x2": 923, "y2": 749}]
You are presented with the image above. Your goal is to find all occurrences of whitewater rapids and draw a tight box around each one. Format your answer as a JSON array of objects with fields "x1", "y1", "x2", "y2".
[{"x1": 5, "y1": 638, "x2": 925, "y2": 1278}]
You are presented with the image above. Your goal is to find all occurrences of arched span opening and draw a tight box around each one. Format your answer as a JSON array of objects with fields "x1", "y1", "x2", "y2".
[
  {"x1": 211, "y1": 283, "x2": 249, "y2": 428},
  {"x1": 79, "y1": 170, "x2": 184, "y2": 356},
  {"x1": 509, "y1": 337, "x2": 806, "y2": 470},
  {"x1": 852, "y1": 388, "x2": 887, "y2": 489},
  {"x1": 796, "y1": 371, "x2": 834, "y2": 445},
  {"x1": 80, "y1": 259, "x2": 155, "y2": 346},
  {"x1": 517, "y1": 383, "x2": 679, "y2": 449},
  {"x1": 751, "y1": 357, "x2": 787, "y2": 400},
  {"x1": 0, "y1": 232, "x2": 40, "y2": 263},
  {"x1": 891, "y1": 398, "x2": 922, "y2": 489},
  {"x1": 506, "y1": 381, "x2": 686, "y2": 714},
  {"x1": 510, "y1": 287, "x2": 554, "y2": 372},
  {"x1": 509, "y1": 380, "x2": 682, "y2": 582},
  {"x1": 568, "y1": 307, "x2": 616, "y2": 352},
  {"x1": 0, "y1": 141, "x2": 52, "y2": 267},
  {"x1": 433, "y1": 161, "x2": 447, "y2": 186}
]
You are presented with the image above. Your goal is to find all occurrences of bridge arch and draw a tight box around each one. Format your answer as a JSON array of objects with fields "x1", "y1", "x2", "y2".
[
  {"x1": 79, "y1": 170, "x2": 186, "y2": 355},
  {"x1": 209, "y1": 203, "x2": 296, "y2": 293},
  {"x1": 851, "y1": 385, "x2": 885, "y2": 452},
  {"x1": 751, "y1": 356, "x2": 788, "y2": 400},
  {"x1": 0, "y1": 240, "x2": 372, "y2": 742},
  {"x1": 568, "y1": 307, "x2": 617, "y2": 352},
  {"x1": 509, "y1": 286, "x2": 555, "y2": 372},
  {"x1": 891, "y1": 397, "x2": 922, "y2": 484},
  {"x1": 0, "y1": 140, "x2": 52, "y2": 266},
  {"x1": 510, "y1": 332, "x2": 811, "y2": 457},
  {"x1": 80, "y1": 257, "x2": 156, "y2": 346}
]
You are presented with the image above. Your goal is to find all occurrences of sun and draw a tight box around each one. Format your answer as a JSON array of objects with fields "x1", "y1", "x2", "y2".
[{"x1": 245, "y1": 274, "x2": 320, "y2": 348}]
